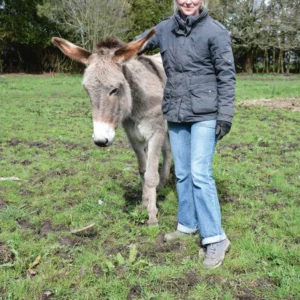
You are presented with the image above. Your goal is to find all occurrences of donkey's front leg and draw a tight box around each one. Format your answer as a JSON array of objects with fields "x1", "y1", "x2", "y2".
[
  {"x1": 134, "y1": 145, "x2": 150, "y2": 208},
  {"x1": 127, "y1": 138, "x2": 149, "y2": 208},
  {"x1": 144, "y1": 135, "x2": 163, "y2": 225}
]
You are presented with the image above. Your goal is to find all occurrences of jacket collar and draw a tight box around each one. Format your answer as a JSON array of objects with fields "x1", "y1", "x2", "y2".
[{"x1": 173, "y1": 8, "x2": 208, "y2": 36}]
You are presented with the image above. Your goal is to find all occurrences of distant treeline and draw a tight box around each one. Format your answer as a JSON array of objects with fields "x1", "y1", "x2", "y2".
[{"x1": 0, "y1": 0, "x2": 299, "y2": 74}]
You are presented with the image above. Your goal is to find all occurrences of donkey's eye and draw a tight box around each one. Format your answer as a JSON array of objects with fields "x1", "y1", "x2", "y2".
[{"x1": 109, "y1": 88, "x2": 118, "y2": 96}]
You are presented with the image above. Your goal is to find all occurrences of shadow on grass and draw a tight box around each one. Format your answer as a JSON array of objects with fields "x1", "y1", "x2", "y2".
[{"x1": 122, "y1": 185, "x2": 168, "y2": 210}]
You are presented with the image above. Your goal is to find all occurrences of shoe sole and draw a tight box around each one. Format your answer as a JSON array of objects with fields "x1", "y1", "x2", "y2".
[{"x1": 204, "y1": 240, "x2": 231, "y2": 269}]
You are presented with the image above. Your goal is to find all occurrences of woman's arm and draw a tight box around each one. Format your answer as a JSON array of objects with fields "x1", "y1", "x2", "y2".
[{"x1": 209, "y1": 30, "x2": 236, "y2": 124}]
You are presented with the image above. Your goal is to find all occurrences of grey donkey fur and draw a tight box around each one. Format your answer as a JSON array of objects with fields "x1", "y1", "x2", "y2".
[{"x1": 52, "y1": 30, "x2": 172, "y2": 225}]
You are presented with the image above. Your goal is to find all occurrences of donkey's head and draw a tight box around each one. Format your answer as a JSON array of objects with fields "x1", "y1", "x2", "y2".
[{"x1": 52, "y1": 29, "x2": 155, "y2": 147}]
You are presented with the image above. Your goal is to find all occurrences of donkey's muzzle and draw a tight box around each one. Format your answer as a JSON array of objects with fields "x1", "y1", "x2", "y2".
[
  {"x1": 92, "y1": 121, "x2": 115, "y2": 147},
  {"x1": 94, "y1": 138, "x2": 109, "y2": 147}
]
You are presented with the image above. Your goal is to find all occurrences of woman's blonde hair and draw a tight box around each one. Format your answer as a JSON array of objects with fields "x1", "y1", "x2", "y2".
[{"x1": 173, "y1": 0, "x2": 208, "y2": 12}]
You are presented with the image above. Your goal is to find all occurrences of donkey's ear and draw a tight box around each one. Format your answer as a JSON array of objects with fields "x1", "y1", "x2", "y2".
[
  {"x1": 51, "y1": 37, "x2": 92, "y2": 65},
  {"x1": 113, "y1": 28, "x2": 156, "y2": 64}
]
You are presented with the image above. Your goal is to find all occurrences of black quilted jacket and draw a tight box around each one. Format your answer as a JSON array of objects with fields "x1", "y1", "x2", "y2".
[{"x1": 134, "y1": 8, "x2": 236, "y2": 123}]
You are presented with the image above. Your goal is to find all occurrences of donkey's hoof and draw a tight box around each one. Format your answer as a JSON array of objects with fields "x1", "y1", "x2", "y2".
[{"x1": 147, "y1": 218, "x2": 159, "y2": 226}]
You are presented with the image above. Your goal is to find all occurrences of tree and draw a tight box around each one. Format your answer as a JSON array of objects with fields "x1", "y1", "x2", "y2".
[
  {"x1": 0, "y1": 0, "x2": 60, "y2": 72},
  {"x1": 38, "y1": 0, "x2": 131, "y2": 51},
  {"x1": 209, "y1": 0, "x2": 300, "y2": 73},
  {"x1": 128, "y1": 0, "x2": 173, "y2": 41},
  {"x1": 0, "y1": 0, "x2": 58, "y2": 45}
]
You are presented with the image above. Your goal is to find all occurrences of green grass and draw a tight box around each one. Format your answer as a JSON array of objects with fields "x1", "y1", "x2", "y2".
[
  {"x1": 0, "y1": 74, "x2": 299, "y2": 299},
  {"x1": 236, "y1": 74, "x2": 300, "y2": 101}
]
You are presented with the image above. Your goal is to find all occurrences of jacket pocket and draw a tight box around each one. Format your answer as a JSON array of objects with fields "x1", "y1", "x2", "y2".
[
  {"x1": 162, "y1": 88, "x2": 171, "y2": 113},
  {"x1": 190, "y1": 87, "x2": 218, "y2": 114}
]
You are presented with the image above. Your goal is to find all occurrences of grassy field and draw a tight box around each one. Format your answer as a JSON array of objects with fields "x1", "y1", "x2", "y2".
[{"x1": 0, "y1": 74, "x2": 299, "y2": 299}]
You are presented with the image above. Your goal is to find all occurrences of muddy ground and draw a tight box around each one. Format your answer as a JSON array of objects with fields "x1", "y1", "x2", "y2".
[{"x1": 238, "y1": 98, "x2": 300, "y2": 112}]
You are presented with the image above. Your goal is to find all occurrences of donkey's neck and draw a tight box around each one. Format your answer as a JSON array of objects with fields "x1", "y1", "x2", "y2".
[{"x1": 122, "y1": 57, "x2": 165, "y2": 123}]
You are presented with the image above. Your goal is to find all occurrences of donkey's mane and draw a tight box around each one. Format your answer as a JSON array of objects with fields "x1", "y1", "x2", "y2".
[{"x1": 96, "y1": 38, "x2": 125, "y2": 50}]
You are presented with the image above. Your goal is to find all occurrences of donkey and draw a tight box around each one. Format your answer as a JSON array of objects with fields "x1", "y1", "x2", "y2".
[{"x1": 52, "y1": 29, "x2": 172, "y2": 225}]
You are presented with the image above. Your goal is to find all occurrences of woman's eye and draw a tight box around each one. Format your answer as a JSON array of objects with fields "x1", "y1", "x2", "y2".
[{"x1": 109, "y1": 88, "x2": 118, "y2": 96}]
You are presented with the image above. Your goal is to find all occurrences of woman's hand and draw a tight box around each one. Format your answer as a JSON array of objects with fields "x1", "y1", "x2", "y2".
[{"x1": 215, "y1": 120, "x2": 231, "y2": 140}]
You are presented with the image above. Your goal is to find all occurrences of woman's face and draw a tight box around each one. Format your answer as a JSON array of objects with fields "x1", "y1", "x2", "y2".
[{"x1": 176, "y1": 0, "x2": 202, "y2": 17}]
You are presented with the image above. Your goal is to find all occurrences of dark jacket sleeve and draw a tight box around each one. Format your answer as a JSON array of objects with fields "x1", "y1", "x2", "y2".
[{"x1": 209, "y1": 30, "x2": 236, "y2": 123}]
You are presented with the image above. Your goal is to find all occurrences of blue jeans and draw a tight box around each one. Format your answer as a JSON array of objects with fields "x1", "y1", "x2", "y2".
[{"x1": 168, "y1": 120, "x2": 227, "y2": 245}]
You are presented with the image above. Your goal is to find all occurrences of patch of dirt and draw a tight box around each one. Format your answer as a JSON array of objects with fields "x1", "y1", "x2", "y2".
[
  {"x1": 93, "y1": 265, "x2": 105, "y2": 276},
  {"x1": 39, "y1": 221, "x2": 55, "y2": 236},
  {"x1": 222, "y1": 143, "x2": 254, "y2": 151},
  {"x1": 113, "y1": 139, "x2": 131, "y2": 149},
  {"x1": 267, "y1": 187, "x2": 282, "y2": 193},
  {"x1": 140, "y1": 240, "x2": 184, "y2": 264},
  {"x1": 52, "y1": 248, "x2": 73, "y2": 264},
  {"x1": 156, "y1": 233, "x2": 165, "y2": 248},
  {"x1": 270, "y1": 202, "x2": 289, "y2": 210},
  {"x1": 155, "y1": 240, "x2": 182, "y2": 253},
  {"x1": 45, "y1": 169, "x2": 75, "y2": 178},
  {"x1": 123, "y1": 187, "x2": 143, "y2": 209},
  {"x1": 21, "y1": 160, "x2": 32, "y2": 166},
  {"x1": 178, "y1": 270, "x2": 201, "y2": 287},
  {"x1": 127, "y1": 286, "x2": 142, "y2": 300},
  {"x1": 39, "y1": 220, "x2": 68, "y2": 237},
  {"x1": 7, "y1": 137, "x2": 91, "y2": 153},
  {"x1": 58, "y1": 235, "x2": 86, "y2": 248},
  {"x1": 62, "y1": 141, "x2": 89, "y2": 151},
  {"x1": 161, "y1": 270, "x2": 201, "y2": 296},
  {"x1": 205, "y1": 274, "x2": 227, "y2": 287},
  {"x1": 0, "y1": 287, "x2": 7, "y2": 297},
  {"x1": 17, "y1": 219, "x2": 36, "y2": 230},
  {"x1": 27, "y1": 141, "x2": 48, "y2": 149},
  {"x1": 255, "y1": 275, "x2": 278, "y2": 289},
  {"x1": 31, "y1": 168, "x2": 76, "y2": 185},
  {"x1": 0, "y1": 241, "x2": 15, "y2": 264},
  {"x1": 76, "y1": 154, "x2": 89, "y2": 162},
  {"x1": 76, "y1": 230, "x2": 98, "y2": 239},
  {"x1": 105, "y1": 243, "x2": 130, "y2": 257},
  {"x1": 280, "y1": 143, "x2": 299, "y2": 154},
  {"x1": 216, "y1": 180, "x2": 238, "y2": 205},
  {"x1": 236, "y1": 290, "x2": 259, "y2": 300},
  {"x1": 0, "y1": 196, "x2": 7, "y2": 210},
  {"x1": 219, "y1": 192, "x2": 237, "y2": 204},
  {"x1": 8, "y1": 138, "x2": 49, "y2": 149},
  {"x1": 230, "y1": 278, "x2": 263, "y2": 300},
  {"x1": 238, "y1": 98, "x2": 300, "y2": 112},
  {"x1": 8, "y1": 138, "x2": 21, "y2": 147},
  {"x1": 20, "y1": 189, "x2": 35, "y2": 197}
]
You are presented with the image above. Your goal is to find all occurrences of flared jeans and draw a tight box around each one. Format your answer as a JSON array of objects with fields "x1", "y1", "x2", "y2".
[{"x1": 168, "y1": 120, "x2": 227, "y2": 245}]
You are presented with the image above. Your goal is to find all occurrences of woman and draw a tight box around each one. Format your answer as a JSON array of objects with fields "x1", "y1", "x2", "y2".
[{"x1": 135, "y1": 0, "x2": 235, "y2": 268}]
